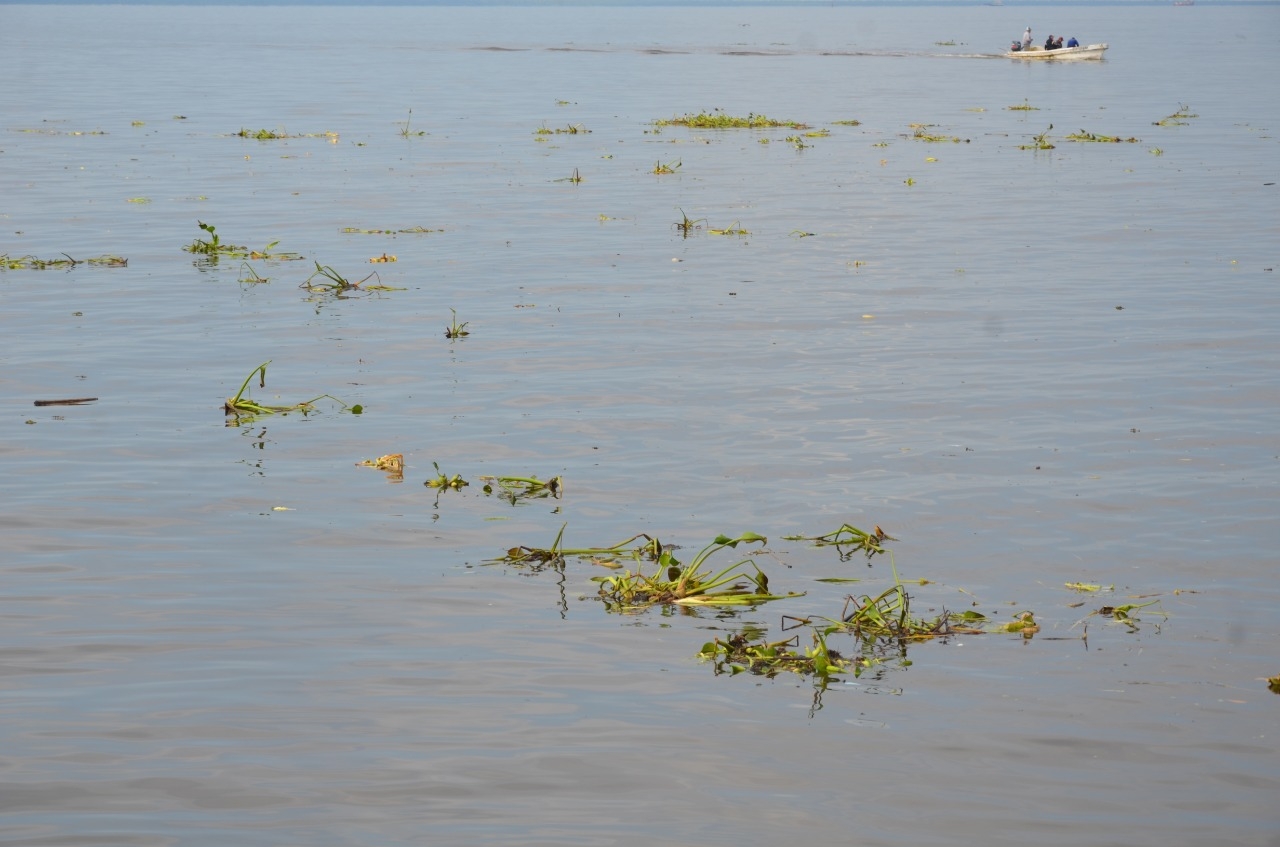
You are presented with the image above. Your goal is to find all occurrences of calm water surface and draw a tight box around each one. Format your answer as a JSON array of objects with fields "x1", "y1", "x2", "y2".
[{"x1": 1, "y1": 4, "x2": 1278, "y2": 845}]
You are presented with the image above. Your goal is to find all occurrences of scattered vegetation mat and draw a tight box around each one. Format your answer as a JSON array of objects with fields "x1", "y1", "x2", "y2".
[
  {"x1": 184, "y1": 221, "x2": 303, "y2": 263},
  {"x1": 223, "y1": 361, "x2": 357, "y2": 423},
  {"x1": 357, "y1": 453, "x2": 404, "y2": 482},
  {"x1": 480, "y1": 474, "x2": 563, "y2": 503},
  {"x1": 592, "y1": 532, "x2": 803, "y2": 612},
  {"x1": 234, "y1": 128, "x2": 338, "y2": 141},
  {"x1": 341, "y1": 226, "x2": 441, "y2": 235},
  {"x1": 653, "y1": 110, "x2": 808, "y2": 130},
  {"x1": 2, "y1": 253, "x2": 127, "y2": 270},
  {"x1": 1065, "y1": 129, "x2": 1140, "y2": 143},
  {"x1": 1154, "y1": 104, "x2": 1198, "y2": 126}
]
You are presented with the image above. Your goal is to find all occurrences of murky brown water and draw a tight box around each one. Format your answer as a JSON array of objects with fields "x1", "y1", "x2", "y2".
[{"x1": 2, "y1": 4, "x2": 1277, "y2": 845}]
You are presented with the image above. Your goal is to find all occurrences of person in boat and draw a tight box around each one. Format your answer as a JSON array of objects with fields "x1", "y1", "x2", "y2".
[
  {"x1": 1066, "y1": 36, "x2": 1079, "y2": 48},
  {"x1": 1045, "y1": 34, "x2": 1057, "y2": 50},
  {"x1": 1054, "y1": 36, "x2": 1065, "y2": 49},
  {"x1": 1022, "y1": 27, "x2": 1033, "y2": 50}
]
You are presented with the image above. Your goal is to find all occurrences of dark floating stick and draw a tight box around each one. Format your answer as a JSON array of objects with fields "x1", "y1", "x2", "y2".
[{"x1": 33, "y1": 397, "x2": 98, "y2": 407}]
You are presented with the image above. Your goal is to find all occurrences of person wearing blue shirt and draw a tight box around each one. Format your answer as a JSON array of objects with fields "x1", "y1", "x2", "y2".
[{"x1": 1067, "y1": 36, "x2": 1080, "y2": 48}]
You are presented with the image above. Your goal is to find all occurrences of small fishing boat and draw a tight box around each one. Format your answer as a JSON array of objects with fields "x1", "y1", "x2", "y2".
[{"x1": 1005, "y1": 43, "x2": 1108, "y2": 60}]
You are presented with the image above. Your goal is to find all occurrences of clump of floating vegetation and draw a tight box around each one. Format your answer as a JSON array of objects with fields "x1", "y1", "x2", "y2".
[
  {"x1": 15, "y1": 127, "x2": 107, "y2": 136},
  {"x1": 652, "y1": 159, "x2": 681, "y2": 175},
  {"x1": 554, "y1": 168, "x2": 583, "y2": 183},
  {"x1": 832, "y1": 119, "x2": 862, "y2": 126},
  {"x1": 1153, "y1": 104, "x2": 1198, "y2": 126},
  {"x1": 534, "y1": 123, "x2": 591, "y2": 135},
  {"x1": 781, "y1": 524, "x2": 1042, "y2": 688},
  {"x1": 223, "y1": 361, "x2": 357, "y2": 423},
  {"x1": 184, "y1": 221, "x2": 303, "y2": 262},
  {"x1": 481, "y1": 474, "x2": 563, "y2": 504},
  {"x1": 653, "y1": 110, "x2": 808, "y2": 130},
  {"x1": 673, "y1": 208, "x2": 706, "y2": 237},
  {"x1": 2, "y1": 253, "x2": 127, "y2": 270},
  {"x1": 592, "y1": 531, "x2": 803, "y2": 612},
  {"x1": 784, "y1": 135, "x2": 811, "y2": 149},
  {"x1": 444, "y1": 308, "x2": 470, "y2": 339},
  {"x1": 910, "y1": 124, "x2": 969, "y2": 143},
  {"x1": 1065, "y1": 129, "x2": 1140, "y2": 143},
  {"x1": 341, "y1": 226, "x2": 440, "y2": 235},
  {"x1": 784, "y1": 523, "x2": 895, "y2": 561},
  {"x1": 424, "y1": 461, "x2": 468, "y2": 491},
  {"x1": 700, "y1": 630, "x2": 848, "y2": 679},
  {"x1": 300, "y1": 262, "x2": 401, "y2": 296},
  {"x1": 357, "y1": 453, "x2": 404, "y2": 482},
  {"x1": 1081, "y1": 598, "x2": 1166, "y2": 632},
  {"x1": 398, "y1": 109, "x2": 426, "y2": 138},
  {"x1": 1007, "y1": 99, "x2": 1040, "y2": 111},
  {"x1": 237, "y1": 262, "x2": 270, "y2": 285},
  {"x1": 235, "y1": 128, "x2": 338, "y2": 141},
  {"x1": 1019, "y1": 124, "x2": 1056, "y2": 150},
  {"x1": 1065, "y1": 581, "x2": 1113, "y2": 593},
  {"x1": 708, "y1": 221, "x2": 750, "y2": 236}
]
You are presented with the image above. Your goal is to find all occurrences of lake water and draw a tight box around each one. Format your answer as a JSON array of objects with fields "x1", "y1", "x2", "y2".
[{"x1": 2, "y1": 3, "x2": 1278, "y2": 845}]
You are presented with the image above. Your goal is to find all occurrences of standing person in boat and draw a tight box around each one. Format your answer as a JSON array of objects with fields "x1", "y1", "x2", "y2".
[
  {"x1": 1022, "y1": 27, "x2": 1033, "y2": 50},
  {"x1": 1066, "y1": 36, "x2": 1079, "y2": 47}
]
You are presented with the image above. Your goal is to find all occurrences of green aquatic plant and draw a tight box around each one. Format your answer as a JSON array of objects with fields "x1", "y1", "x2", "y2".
[
  {"x1": 300, "y1": 261, "x2": 380, "y2": 294},
  {"x1": 653, "y1": 110, "x2": 808, "y2": 130},
  {"x1": 1153, "y1": 104, "x2": 1198, "y2": 126},
  {"x1": 480, "y1": 474, "x2": 563, "y2": 503},
  {"x1": 2, "y1": 253, "x2": 127, "y2": 270},
  {"x1": 494, "y1": 527, "x2": 664, "y2": 572},
  {"x1": 236, "y1": 128, "x2": 291, "y2": 140},
  {"x1": 184, "y1": 221, "x2": 302, "y2": 262},
  {"x1": 699, "y1": 630, "x2": 850, "y2": 679},
  {"x1": 223, "y1": 361, "x2": 355, "y2": 422},
  {"x1": 1006, "y1": 99, "x2": 1040, "y2": 111},
  {"x1": 591, "y1": 531, "x2": 803, "y2": 612},
  {"x1": 652, "y1": 159, "x2": 681, "y2": 175},
  {"x1": 1065, "y1": 129, "x2": 1140, "y2": 143},
  {"x1": 424, "y1": 462, "x2": 468, "y2": 491},
  {"x1": 708, "y1": 221, "x2": 749, "y2": 236},
  {"x1": 1019, "y1": 124, "x2": 1055, "y2": 150},
  {"x1": 237, "y1": 262, "x2": 270, "y2": 285},
  {"x1": 673, "y1": 208, "x2": 705, "y2": 237},
  {"x1": 398, "y1": 109, "x2": 426, "y2": 137},
  {"x1": 444, "y1": 308, "x2": 470, "y2": 339},
  {"x1": 832, "y1": 119, "x2": 862, "y2": 126},
  {"x1": 785, "y1": 523, "x2": 896, "y2": 562},
  {"x1": 910, "y1": 124, "x2": 968, "y2": 143},
  {"x1": 340, "y1": 226, "x2": 440, "y2": 235},
  {"x1": 1088, "y1": 598, "x2": 1165, "y2": 631},
  {"x1": 534, "y1": 123, "x2": 590, "y2": 135}
]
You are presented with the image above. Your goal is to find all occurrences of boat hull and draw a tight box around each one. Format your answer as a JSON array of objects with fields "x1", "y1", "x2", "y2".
[{"x1": 1005, "y1": 43, "x2": 1108, "y2": 60}]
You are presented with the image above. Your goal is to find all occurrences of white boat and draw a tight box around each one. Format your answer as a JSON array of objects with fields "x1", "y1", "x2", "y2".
[{"x1": 1005, "y1": 43, "x2": 1108, "y2": 60}]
